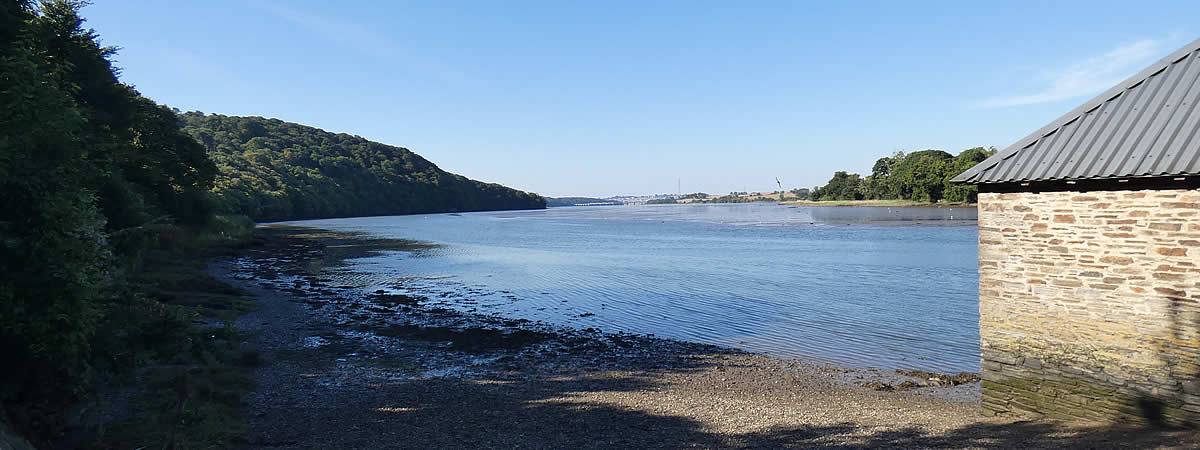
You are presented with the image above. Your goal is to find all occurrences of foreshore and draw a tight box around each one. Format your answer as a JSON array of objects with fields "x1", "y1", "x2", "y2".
[{"x1": 220, "y1": 226, "x2": 1193, "y2": 448}]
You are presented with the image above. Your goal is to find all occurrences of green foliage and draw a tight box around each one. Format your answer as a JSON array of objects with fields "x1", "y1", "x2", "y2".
[
  {"x1": 180, "y1": 113, "x2": 546, "y2": 222},
  {"x1": 0, "y1": 1, "x2": 233, "y2": 441},
  {"x1": 25, "y1": 0, "x2": 217, "y2": 231},
  {"x1": 889, "y1": 150, "x2": 954, "y2": 202},
  {"x1": 809, "y1": 147, "x2": 995, "y2": 204},
  {"x1": 942, "y1": 147, "x2": 992, "y2": 203},
  {"x1": 810, "y1": 171, "x2": 864, "y2": 201},
  {"x1": 0, "y1": 0, "x2": 113, "y2": 432}
]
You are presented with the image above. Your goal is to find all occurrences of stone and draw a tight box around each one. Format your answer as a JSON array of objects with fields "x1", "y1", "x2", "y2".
[
  {"x1": 1150, "y1": 223, "x2": 1183, "y2": 231},
  {"x1": 1157, "y1": 247, "x2": 1189, "y2": 256},
  {"x1": 1154, "y1": 287, "x2": 1187, "y2": 297},
  {"x1": 978, "y1": 188, "x2": 1200, "y2": 425}
]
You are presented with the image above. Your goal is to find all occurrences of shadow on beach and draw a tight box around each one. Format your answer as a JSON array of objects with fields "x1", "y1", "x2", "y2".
[
  {"x1": 227, "y1": 226, "x2": 1196, "y2": 449},
  {"x1": 236, "y1": 365, "x2": 1196, "y2": 449}
]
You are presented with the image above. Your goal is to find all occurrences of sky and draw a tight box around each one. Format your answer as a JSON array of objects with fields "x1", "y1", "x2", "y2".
[{"x1": 83, "y1": 1, "x2": 1200, "y2": 197}]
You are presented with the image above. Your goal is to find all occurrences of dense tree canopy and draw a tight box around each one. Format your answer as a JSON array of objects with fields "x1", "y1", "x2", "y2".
[
  {"x1": 181, "y1": 114, "x2": 546, "y2": 222},
  {"x1": 1, "y1": 0, "x2": 219, "y2": 436},
  {"x1": 810, "y1": 171, "x2": 864, "y2": 201},
  {"x1": 809, "y1": 147, "x2": 996, "y2": 203}
]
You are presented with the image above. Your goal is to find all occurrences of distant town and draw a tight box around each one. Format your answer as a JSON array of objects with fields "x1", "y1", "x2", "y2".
[{"x1": 546, "y1": 189, "x2": 811, "y2": 207}]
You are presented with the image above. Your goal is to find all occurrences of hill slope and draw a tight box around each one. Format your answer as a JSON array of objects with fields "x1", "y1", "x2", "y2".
[{"x1": 180, "y1": 113, "x2": 545, "y2": 221}]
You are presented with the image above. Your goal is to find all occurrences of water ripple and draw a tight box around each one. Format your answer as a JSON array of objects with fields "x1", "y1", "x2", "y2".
[{"x1": 292, "y1": 204, "x2": 980, "y2": 373}]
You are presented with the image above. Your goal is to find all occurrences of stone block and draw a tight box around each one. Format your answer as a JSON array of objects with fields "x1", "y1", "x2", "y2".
[{"x1": 1157, "y1": 247, "x2": 1189, "y2": 256}]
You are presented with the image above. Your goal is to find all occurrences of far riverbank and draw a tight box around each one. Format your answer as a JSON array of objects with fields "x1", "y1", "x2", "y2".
[{"x1": 782, "y1": 199, "x2": 977, "y2": 208}]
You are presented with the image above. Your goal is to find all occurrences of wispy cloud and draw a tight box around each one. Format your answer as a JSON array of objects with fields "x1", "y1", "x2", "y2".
[
  {"x1": 252, "y1": 1, "x2": 471, "y2": 83},
  {"x1": 979, "y1": 38, "x2": 1163, "y2": 108},
  {"x1": 256, "y1": 1, "x2": 393, "y2": 59}
]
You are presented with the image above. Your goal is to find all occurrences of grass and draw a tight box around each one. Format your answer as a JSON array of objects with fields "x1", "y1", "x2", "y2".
[
  {"x1": 91, "y1": 215, "x2": 262, "y2": 449},
  {"x1": 781, "y1": 199, "x2": 975, "y2": 207},
  {"x1": 92, "y1": 225, "x2": 439, "y2": 448},
  {"x1": 97, "y1": 330, "x2": 257, "y2": 449}
]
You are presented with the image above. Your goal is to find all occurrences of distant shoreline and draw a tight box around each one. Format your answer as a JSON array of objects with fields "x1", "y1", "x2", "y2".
[{"x1": 781, "y1": 200, "x2": 977, "y2": 208}]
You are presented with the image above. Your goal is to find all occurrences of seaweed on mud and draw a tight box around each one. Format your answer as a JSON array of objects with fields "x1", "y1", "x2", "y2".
[
  {"x1": 369, "y1": 293, "x2": 424, "y2": 307},
  {"x1": 895, "y1": 370, "x2": 981, "y2": 387},
  {"x1": 373, "y1": 325, "x2": 554, "y2": 353}
]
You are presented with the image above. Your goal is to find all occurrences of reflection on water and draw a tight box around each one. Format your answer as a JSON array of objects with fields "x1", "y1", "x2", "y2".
[{"x1": 290, "y1": 203, "x2": 980, "y2": 373}]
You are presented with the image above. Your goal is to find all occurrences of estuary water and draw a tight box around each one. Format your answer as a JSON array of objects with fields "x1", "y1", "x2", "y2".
[{"x1": 290, "y1": 203, "x2": 981, "y2": 373}]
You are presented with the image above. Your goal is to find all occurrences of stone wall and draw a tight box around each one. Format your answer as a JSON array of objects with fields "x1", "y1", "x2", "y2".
[{"x1": 978, "y1": 188, "x2": 1200, "y2": 424}]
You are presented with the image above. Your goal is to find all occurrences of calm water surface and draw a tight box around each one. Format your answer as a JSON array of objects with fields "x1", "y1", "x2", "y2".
[{"x1": 291, "y1": 203, "x2": 980, "y2": 373}]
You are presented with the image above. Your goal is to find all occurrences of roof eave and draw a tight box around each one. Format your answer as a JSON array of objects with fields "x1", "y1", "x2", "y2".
[{"x1": 950, "y1": 37, "x2": 1200, "y2": 186}]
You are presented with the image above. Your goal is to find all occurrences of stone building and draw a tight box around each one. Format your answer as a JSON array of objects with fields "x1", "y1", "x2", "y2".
[{"x1": 951, "y1": 38, "x2": 1200, "y2": 424}]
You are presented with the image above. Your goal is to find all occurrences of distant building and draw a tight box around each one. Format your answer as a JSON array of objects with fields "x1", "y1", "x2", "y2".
[{"x1": 952, "y1": 38, "x2": 1200, "y2": 424}]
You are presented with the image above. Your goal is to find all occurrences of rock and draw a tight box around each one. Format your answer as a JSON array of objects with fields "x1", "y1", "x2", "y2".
[
  {"x1": 896, "y1": 369, "x2": 981, "y2": 387},
  {"x1": 863, "y1": 381, "x2": 895, "y2": 392}
]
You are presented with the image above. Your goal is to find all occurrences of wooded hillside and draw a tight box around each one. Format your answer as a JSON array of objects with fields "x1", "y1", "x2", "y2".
[{"x1": 182, "y1": 113, "x2": 545, "y2": 222}]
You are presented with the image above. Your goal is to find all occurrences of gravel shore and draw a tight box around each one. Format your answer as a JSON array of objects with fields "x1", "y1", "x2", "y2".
[{"x1": 218, "y1": 227, "x2": 1198, "y2": 449}]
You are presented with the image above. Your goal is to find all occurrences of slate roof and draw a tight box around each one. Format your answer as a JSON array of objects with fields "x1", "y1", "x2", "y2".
[{"x1": 953, "y1": 38, "x2": 1200, "y2": 185}]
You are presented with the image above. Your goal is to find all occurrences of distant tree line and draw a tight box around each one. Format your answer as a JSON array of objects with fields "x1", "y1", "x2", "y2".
[
  {"x1": 707, "y1": 195, "x2": 760, "y2": 203},
  {"x1": 809, "y1": 147, "x2": 995, "y2": 203},
  {"x1": 647, "y1": 192, "x2": 711, "y2": 204},
  {"x1": 182, "y1": 114, "x2": 546, "y2": 222},
  {"x1": 545, "y1": 197, "x2": 619, "y2": 207}
]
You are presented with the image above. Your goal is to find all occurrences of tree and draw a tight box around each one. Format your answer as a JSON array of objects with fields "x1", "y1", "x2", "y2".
[
  {"x1": 942, "y1": 147, "x2": 997, "y2": 203},
  {"x1": 888, "y1": 150, "x2": 953, "y2": 202},
  {"x1": 808, "y1": 147, "x2": 992, "y2": 204},
  {"x1": 1, "y1": 0, "x2": 113, "y2": 433},
  {"x1": 2, "y1": 1, "x2": 226, "y2": 437},
  {"x1": 862, "y1": 152, "x2": 903, "y2": 199},
  {"x1": 810, "y1": 171, "x2": 863, "y2": 201}
]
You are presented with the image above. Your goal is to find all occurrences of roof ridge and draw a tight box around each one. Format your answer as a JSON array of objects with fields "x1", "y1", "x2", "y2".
[{"x1": 953, "y1": 37, "x2": 1200, "y2": 184}]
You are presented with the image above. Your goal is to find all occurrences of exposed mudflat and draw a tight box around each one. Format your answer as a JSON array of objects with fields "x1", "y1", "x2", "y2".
[{"x1": 218, "y1": 226, "x2": 1198, "y2": 449}]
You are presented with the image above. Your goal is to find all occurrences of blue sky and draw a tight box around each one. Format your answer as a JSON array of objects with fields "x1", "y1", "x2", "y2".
[{"x1": 84, "y1": 1, "x2": 1200, "y2": 197}]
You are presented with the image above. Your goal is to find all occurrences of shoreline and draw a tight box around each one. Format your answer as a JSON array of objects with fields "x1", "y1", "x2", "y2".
[
  {"x1": 781, "y1": 200, "x2": 978, "y2": 208},
  {"x1": 221, "y1": 226, "x2": 1192, "y2": 448},
  {"x1": 237, "y1": 226, "x2": 980, "y2": 389}
]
